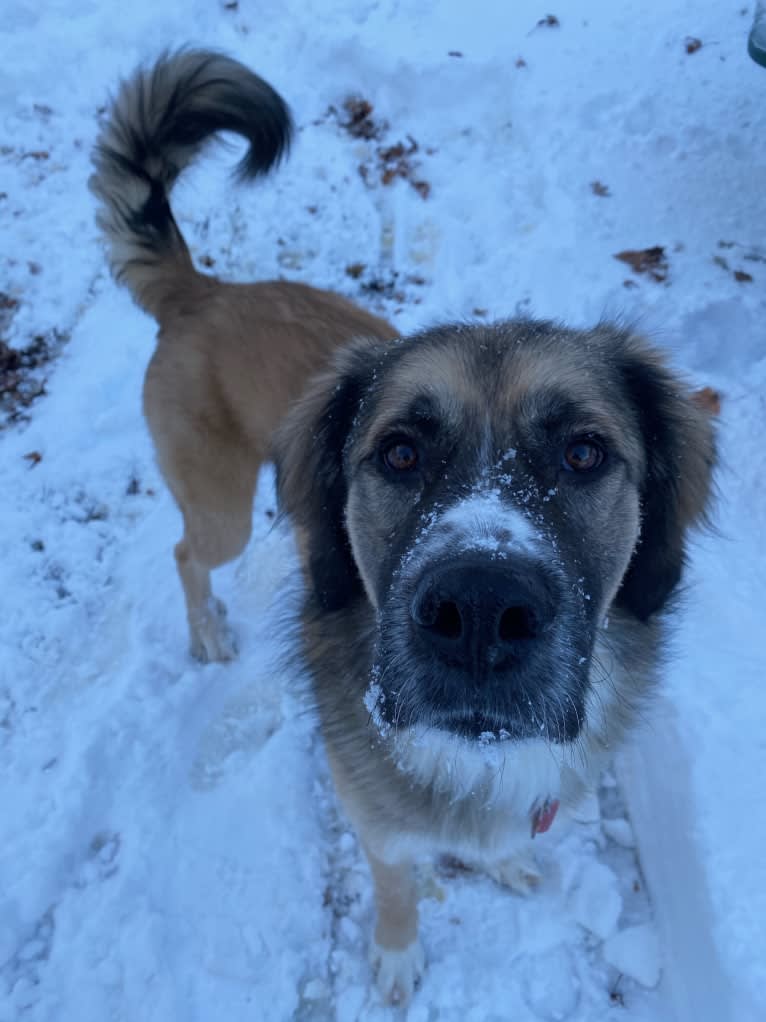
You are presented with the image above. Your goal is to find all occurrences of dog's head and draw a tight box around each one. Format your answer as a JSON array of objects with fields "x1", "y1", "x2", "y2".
[{"x1": 275, "y1": 321, "x2": 714, "y2": 744}]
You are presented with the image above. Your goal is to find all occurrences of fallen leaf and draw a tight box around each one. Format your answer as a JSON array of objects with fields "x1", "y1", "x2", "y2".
[
  {"x1": 341, "y1": 97, "x2": 383, "y2": 140},
  {"x1": 685, "y1": 37, "x2": 703, "y2": 54},
  {"x1": 591, "y1": 180, "x2": 610, "y2": 197},
  {"x1": 448, "y1": 50, "x2": 463, "y2": 58},
  {"x1": 23, "y1": 451, "x2": 42, "y2": 466},
  {"x1": 345, "y1": 262, "x2": 366, "y2": 279},
  {"x1": 537, "y1": 14, "x2": 560, "y2": 28},
  {"x1": 614, "y1": 246, "x2": 669, "y2": 282},
  {"x1": 693, "y1": 387, "x2": 722, "y2": 416},
  {"x1": 734, "y1": 269, "x2": 753, "y2": 283},
  {"x1": 515, "y1": 57, "x2": 528, "y2": 68}
]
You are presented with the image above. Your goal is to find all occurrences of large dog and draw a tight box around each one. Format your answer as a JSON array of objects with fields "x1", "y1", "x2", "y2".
[
  {"x1": 89, "y1": 50, "x2": 396, "y2": 661},
  {"x1": 275, "y1": 322, "x2": 715, "y2": 1001}
]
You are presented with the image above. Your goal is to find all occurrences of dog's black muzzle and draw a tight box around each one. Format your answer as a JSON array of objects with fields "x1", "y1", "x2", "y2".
[
  {"x1": 386, "y1": 552, "x2": 586, "y2": 740},
  {"x1": 409, "y1": 555, "x2": 559, "y2": 679}
]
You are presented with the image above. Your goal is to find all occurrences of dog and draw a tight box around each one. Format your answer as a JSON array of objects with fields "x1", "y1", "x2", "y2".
[
  {"x1": 274, "y1": 321, "x2": 715, "y2": 1002},
  {"x1": 89, "y1": 50, "x2": 396, "y2": 661}
]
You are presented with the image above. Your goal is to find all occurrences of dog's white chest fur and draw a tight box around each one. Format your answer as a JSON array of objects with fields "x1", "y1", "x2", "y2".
[{"x1": 381, "y1": 727, "x2": 574, "y2": 861}]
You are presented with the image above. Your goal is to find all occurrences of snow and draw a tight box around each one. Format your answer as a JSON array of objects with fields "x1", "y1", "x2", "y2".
[
  {"x1": 568, "y1": 862, "x2": 622, "y2": 942},
  {"x1": 603, "y1": 925, "x2": 661, "y2": 991},
  {"x1": 601, "y1": 818, "x2": 635, "y2": 850},
  {"x1": 1, "y1": 1, "x2": 765, "y2": 1020}
]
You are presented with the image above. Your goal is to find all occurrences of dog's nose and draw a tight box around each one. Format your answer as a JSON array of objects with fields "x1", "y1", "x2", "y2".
[{"x1": 410, "y1": 559, "x2": 556, "y2": 677}]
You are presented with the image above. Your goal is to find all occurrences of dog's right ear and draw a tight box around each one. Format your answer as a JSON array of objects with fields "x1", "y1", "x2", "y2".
[{"x1": 273, "y1": 338, "x2": 378, "y2": 611}]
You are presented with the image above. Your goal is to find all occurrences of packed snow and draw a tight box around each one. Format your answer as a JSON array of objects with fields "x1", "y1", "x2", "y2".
[{"x1": 1, "y1": 2, "x2": 765, "y2": 1020}]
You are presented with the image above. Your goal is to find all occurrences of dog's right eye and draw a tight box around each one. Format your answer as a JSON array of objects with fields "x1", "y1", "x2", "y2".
[{"x1": 382, "y1": 439, "x2": 419, "y2": 473}]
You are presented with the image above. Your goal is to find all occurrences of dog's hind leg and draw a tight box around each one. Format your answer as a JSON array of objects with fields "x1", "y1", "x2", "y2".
[
  {"x1": 365, "y1": 849, "x2": 425, "y2": 1004},
  {"x1": 173, "y1": 455, "x2": 260, "y2": 663},
  {"x1": 175, "y1": 533, "x2": 238, "y2": 663}
]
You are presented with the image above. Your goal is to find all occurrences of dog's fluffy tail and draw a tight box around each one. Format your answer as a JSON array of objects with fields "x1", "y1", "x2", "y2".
[{"x1": 89, "y1": 49, "x2": 292, "y2": 320}]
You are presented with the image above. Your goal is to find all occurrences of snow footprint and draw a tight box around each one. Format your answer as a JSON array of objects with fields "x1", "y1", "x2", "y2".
[{"x1": 188, "y1": 680, "x2": 282, "y2": 791}]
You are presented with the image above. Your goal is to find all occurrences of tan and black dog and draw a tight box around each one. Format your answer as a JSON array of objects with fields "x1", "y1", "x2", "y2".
[
  {"x1": 90, "y1": 50, "x2": 396, "y2": 661},
  {"x1": 275, "y1": 322, "x2": 715, "y2": 1001}
]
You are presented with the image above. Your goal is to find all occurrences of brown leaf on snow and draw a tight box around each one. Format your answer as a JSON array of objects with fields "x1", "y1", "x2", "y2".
[
  {"x1": 377, "y1": 136, "x2": 429, "y2": 198},
  {"x1": 341, "y1": 97, "x2": 384, "y2": 140},
  {"x1": 515, "y1": 57, "x2": 528, "y2": 68},
  {"x1": 591, "y1": 180, "x2": 610, "y2": 197},
  {"x1": 339, "y1": 99, "x2": 431, "y2": 198},
  {"x1": 23, "y1": 450, "x2": 43, "y2": 466},
  {"x1": 1, "y1": 329, "x2": 67, "y2": 427},
  {"x1": 537, "y1": 14, "x2": 560, "y2": 28},
  {"x1": 693, "y1": 387, "x2": 722, "y2": 416},
  {"x1": 614, "y1": 246, "x2": 669, "y2": 282},
  {"x1": 379, "y1": 138, "x2": 418, "y2": 161},
  {"x1": 734, "y1": 269, "x2": 753, "y2": 283},
  {"x1": 685, "y1": 37, "x2": 703, "y2": 54},
  {"x1": 345, "y1": 262, "x2": 366, "y2": 279}
]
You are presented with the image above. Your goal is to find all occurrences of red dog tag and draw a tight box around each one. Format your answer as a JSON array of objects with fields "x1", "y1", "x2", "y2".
[{"x1": 531, "y1": 798, "x2": 560, "y2": 838}]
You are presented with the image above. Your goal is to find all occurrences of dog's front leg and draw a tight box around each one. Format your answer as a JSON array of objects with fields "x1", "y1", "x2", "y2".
[{"x1": 365, "y1": 847, "x2": 425, "y2": 1004}]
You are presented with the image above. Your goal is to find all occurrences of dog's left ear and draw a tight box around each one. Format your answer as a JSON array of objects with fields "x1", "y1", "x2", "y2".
[
  {"x1": 615, "y1": 341, "x2": 716, "y2": 620},
  {"x1": 273, "y1": 337, "x2": 380, "y2": 612}
]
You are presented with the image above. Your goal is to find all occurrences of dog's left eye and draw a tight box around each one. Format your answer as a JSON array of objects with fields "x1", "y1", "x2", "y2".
[
  {"x1": 562, "y1": 437, "x2": 605, "y2": 473},
  {"x1": 382, "y1": 439, "x2": 419, "y2": 473}
]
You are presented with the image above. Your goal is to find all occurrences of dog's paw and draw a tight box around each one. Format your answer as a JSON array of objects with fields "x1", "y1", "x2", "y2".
[
  {"x1": 369, "y1": 939, "x2": 425, "y2": 1005},
  {"x1": 484, "y1": 847, "x2": 542, "y2": 895},
  {"x1": 190, "y1": 600, "x2": 238, "y2": 663}
]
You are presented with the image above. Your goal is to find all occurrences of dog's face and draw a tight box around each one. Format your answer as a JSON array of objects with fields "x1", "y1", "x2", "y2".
[{"x1": 276, "y1": 321, "x2": 714, "y2": 745}]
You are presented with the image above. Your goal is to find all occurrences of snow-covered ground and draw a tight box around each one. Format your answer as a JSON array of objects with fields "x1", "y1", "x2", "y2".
[{"x1": 2, "y1": 2, "x2": 765, "y2": 1020}]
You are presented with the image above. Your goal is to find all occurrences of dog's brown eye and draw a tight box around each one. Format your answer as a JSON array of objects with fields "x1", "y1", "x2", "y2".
[
  {"x1": 562, "y1": 438, "x2": 604, "y2": 472},
  {"x1": 383, "y1": 440, "x2": 418, "y2": 472}
]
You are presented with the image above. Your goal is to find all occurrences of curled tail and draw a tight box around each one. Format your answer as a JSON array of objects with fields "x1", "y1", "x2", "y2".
[{"x1": 89, "y1": 49, "x2": 292, "y2": 320}]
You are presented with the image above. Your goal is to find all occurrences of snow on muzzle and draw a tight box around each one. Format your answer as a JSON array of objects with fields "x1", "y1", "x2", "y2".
[{"x1": 376, "y1": 494, "x2": 586, "y2": 742}]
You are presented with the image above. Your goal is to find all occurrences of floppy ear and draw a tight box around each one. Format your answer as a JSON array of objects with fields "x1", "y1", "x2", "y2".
[
  {"x1": 273, "y1": 338, "x2": 379, "y2": 611},
  {"x1": 615, "y1": 342, "x2": 716, "y2": 620}
]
